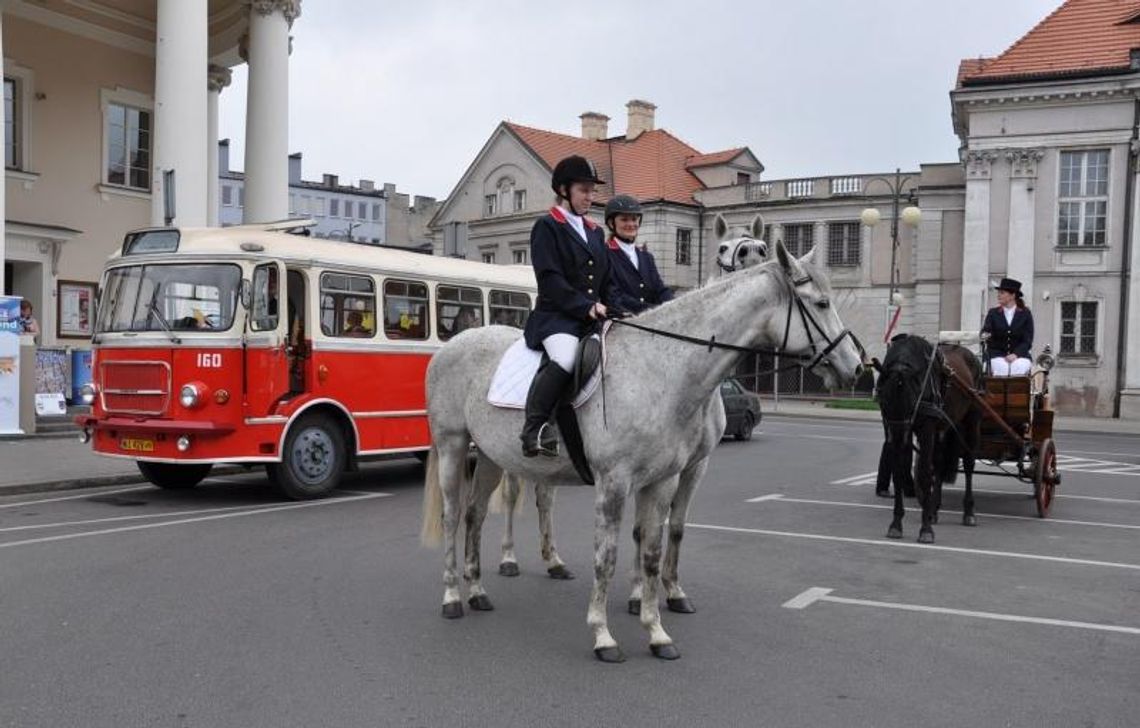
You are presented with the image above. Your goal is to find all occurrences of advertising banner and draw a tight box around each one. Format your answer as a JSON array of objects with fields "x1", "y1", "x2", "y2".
[{"x1": 0, "y1": 296, "x2": 22, "y2": 434}]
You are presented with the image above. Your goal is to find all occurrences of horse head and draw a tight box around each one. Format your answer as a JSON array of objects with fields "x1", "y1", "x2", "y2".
[
  {"x1": 772, "y1": 239, "x2": 864, "y2": 389},
  {"x1": 714, "y1": 213, "x2": 768, "y2": 273},
  {"x1": 877, "y1": 335, "x2": 938, "y2": 426}
]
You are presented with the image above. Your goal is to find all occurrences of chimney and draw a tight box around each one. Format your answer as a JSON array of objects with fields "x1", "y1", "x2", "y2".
[
  {"x1": 625, "y1": 99, "x2": 656, "y2": 140},
  {"x1": 323, "y1": 173, "x2": 338, "y2": 187},
  {"x1": 579, "y1": 111, "x2": 610, "y2": 141},
  {"x1": 288, "y1": 153, "x2": 302, "y2": 185},
  {"x1": 218, "y1": 139, "x2": 230, "y2": 174},
  {"x1": 359, "y1": 179, "x2": 374, "y2": 191}
]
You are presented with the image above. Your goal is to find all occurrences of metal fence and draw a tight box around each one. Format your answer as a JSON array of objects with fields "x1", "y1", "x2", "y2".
[{"x1": 732, "y1": 352, "x2": 875, "y2": 399}]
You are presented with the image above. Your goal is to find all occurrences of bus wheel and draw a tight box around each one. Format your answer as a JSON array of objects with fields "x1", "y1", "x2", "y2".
[
  {"x1": 137, "y1": 462, "x2": 213, "y2": 490},
  {"x1": 270, "y1": 413, "x2": 345, "y2": 500}
]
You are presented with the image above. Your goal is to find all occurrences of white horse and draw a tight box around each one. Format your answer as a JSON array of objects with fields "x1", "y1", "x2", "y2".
[
  {"x1": 421, "y1": 241, "x2": 863, "y2": 662},
  {"x1": 493, "y1": 214, "x2": 771, "y2": 614}
]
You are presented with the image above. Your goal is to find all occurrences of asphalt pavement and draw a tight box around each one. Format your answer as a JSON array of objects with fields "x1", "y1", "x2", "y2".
[{"x1": 0, "y1": 416, "x2": 1137, "y2": 727}]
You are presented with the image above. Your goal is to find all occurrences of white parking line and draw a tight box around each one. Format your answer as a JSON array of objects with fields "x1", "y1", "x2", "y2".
[
  {"x1": 782, "y1": 587, "x2": 1140, "y2": 636},
  {"x1": 686, "y1": 522, "x2": 1140, "y2": 571},
  {"x1": 746, "y1": 493, "x2": 1140, "y2": 530},
  {"x1": 0, "y1": 486, "x2": 153, "y2": 509},
  {"x1": 0, "y1": 492, "x2": 388, "y2": 550},
  {"x1": 830, "y1": 471, "x2": 878, "y2": 485}
]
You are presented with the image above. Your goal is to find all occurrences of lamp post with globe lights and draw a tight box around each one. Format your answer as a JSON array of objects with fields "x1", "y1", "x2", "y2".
[{"x1": 861, "y1": 168, "x2": 921, "y2": 342}]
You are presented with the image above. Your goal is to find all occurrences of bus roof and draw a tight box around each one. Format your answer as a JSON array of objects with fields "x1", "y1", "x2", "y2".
[{"x1": 107, "y1": 225, "x2": 537, "y2": 290}]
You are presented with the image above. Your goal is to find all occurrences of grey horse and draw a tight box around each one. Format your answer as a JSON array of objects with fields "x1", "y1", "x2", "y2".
[
  {"x1": 421, "y1": 240, "x2": 864, "y2": 662},
  {"x1": 491, "y1": 221, "x2": 770, "y2": 614}
]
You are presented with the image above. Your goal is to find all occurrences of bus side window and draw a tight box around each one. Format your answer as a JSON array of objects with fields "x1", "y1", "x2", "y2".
[
  {"x1": 250, "y1": 264, "x2": 279, "y2": 331},
  {"x1": 436, "y1": 284, "x2": 484, "y2": 341},
  {"x1": 384, "y1": 279, "x2": 430, "y2": 340},
  {"x1": 320, "y1": 272, "x2": 376, "y2": 338},
  {"x1": 489, "y1": 289, "x2": 531, "y2": 329}
]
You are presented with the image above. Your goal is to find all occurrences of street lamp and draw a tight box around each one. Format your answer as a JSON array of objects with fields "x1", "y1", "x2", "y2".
[
  {"x1": 861, "y1": 168, "x2": 920, "y2": 341},
  {"x1": 330, "y1": 220, "x2": 362, "y2": 242}
]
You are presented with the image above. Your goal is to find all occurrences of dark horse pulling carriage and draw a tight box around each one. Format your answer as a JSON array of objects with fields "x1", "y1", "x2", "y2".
[{"x1": 875, "y1": 331, "x2": 1062, "y2": 543}]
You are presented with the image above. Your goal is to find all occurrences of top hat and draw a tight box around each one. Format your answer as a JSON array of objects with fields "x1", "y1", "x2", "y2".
[{"x1": 994, "y1": 277, "x2": 1023, "y2": 296}]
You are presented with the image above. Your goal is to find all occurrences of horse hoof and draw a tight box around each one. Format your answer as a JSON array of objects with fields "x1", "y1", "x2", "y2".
[
  {"x1": 963, "y1": 514, "x2": 977, "y2": 527},
  {"x1": 467, "y1": 594, "x2": 494, "y2": 611},
  {"x1": 650, "y1": 643, "x2": 681, "y2": 660},
  {"x1": 498, "y1": 562, "x2": 520, "y2": 577},
  {"x1": 594, "y1": 646, "x2": 626, "y2": 663},
  {"x1": 627, "y1": 599, "x2": 641, "y2": 615},
  {"x1": 918, "y1": 530, "x2": 935, "y2": 545},
  {"x1": 441, "y1": 602, "x2": 464, "y2": 619},
  {"x1": 875, "y1": 487, "x2": 891, "y2": 499},
  {"x1": 666, "y1": 597, "x2": 696, "y2": 614},
  {"x1": 547, "y1": 565, "x2": 575, "y2": 580},
  {"x1": 887, "y1": 526, "x2": 903, "y2": 540}
]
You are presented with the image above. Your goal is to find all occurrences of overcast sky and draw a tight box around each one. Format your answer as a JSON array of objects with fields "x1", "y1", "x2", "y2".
[{"x1": 218, "y1": 0, "x2": 1061, "y2": 200}]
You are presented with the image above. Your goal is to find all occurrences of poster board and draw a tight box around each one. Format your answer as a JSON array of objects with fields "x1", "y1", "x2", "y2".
[
  {"x1": 58, "y1": 280, "x2": 96, "y2": 339},
  {"x1": 0, "y1": 296, "x2": 21, "y2": 433}
]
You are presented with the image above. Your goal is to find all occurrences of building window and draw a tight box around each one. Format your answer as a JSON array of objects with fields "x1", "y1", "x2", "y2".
[
  {"x1": 1060, "y1": 301, "x2": 1098, "y2": 356},
  {"x1": 383, "y1": 279, "x2": 429, "y2": 340},
  {"x1": 676, "y1": 228, "x2": 692, "y2": 265},
  {"x1": 4, "y1": 77, "x2": 18, "y2": 170},
  {"x1": 514, "y1": 189, "x2": 527, "y2": 212},
  {"x1": 489, "y1": 289, "x2": 531, "y2": 328},
  {"x1": 105, "y1": 102, "x2": 151, "y2": 189},
  {"x1": 237, "y1": 186, "x2": 244, "y2": 208},
  {"x1": 1058, "y1": 149, "x2": 1109, "y2": 247},
  {"x1": 314, "y1": 197, "x2": 326, "y2": 217},
  {"x1": 484, "y1": 194, "x2": 497, "y2": 216},
  {"x1": 330, "y1": 198, "x2": 339, "y2": 217},
  {"x1": 300, "y1": 195, "x2": 312, "y2": 215},
  {"x1": 783, "y1": 223, "x2": 814, "y2": 257},
  {"x1": 320, "y1": 272, "x2": 376, "y2": 338},
  {"x1": 358, "y1": 201, "x2": 366, "y2": 219},
  {"x1": 736, "y1": 172, "x2": 751, "y2": 185},
  {"x1": 827, "y1": 221, "x2": 861, "y2": 266},
  {"x1": 481, "y1": 252, "x2": 495, "y2": 264},
  {"x1": 762, "y1": 224, "x2": 772, "y2": 242},
  {"x1": 221, "y1": 185, "x2": 233, "y2": 206},
  {"x1": 436, "y1": 285, "x2": 484, "y2": 341},
  {"x1": 512, "y1": 249, "x2": 528, "y2": 265},
  {"x1": 372, "y1": 203, "x2": 381, "y2": 221}
]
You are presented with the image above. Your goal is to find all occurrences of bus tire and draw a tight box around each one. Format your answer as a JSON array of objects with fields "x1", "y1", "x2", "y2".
[
  {"x1": 137, "y1": 462, "x2": 213, "y2": 490},
  {"x1": 269, "y1": 413, "x2": 345, "y2": 500}
]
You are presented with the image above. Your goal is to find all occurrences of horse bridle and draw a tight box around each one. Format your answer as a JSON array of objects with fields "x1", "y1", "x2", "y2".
[
  {"x1": 779, "y1": 271, "x2": 866, "y2": 374},
  {"x1": 716, "y1": 237, "x2": 762, "y2": 273}
]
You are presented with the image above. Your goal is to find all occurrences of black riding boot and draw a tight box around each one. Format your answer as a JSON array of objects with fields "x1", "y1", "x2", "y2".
[{"x1": 520, "y1": 362, "x2": 571, "y2": 457}]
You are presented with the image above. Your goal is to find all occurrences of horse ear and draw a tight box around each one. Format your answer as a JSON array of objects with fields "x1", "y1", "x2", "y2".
[
  {"x1": 750, "y1": 215, "x2": 765, "y2": 240},
  {"x1": 800, "y1": 246, "x2": 818, "y2": 265},
  {"x1": 775, "y1": 239, "x2": 804, "y2": 278},
  {"x1": 714, "y1": 214, "x2": 729, "y2": 240}
]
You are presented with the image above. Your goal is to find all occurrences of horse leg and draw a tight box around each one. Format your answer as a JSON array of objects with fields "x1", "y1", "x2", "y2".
[
  {"x1": 498, "y1": 473, "x2": 522, "y2": 577},
  {"x1": 636, "y1": 478, "x2": 681, "y2": 660},
  {"x1": 962, "y1": 423, "x2": 979, "y2": 527},
  {"x1": 661, "y1": 459, "x2": 705, "y2": 614},
  {"x1": 627, "y1": 524, "x2": 643, "y2": 615},
  {"x1": 536, "y1": 482, "x2": 573, "y2": 579},
  {"x1": 916, "y1": 425, "x2": 937, "y2": 544},
  {"x1": 886, "y1": 432, "x2": 905, "y2": 539},
  {"x1": 463, "y1": 452, "x2": 503, "y2": 611},
  {"x1": 587, "y1": 480, "x2": 628, "y2": 663},
  {"x1": 436, "y1": 437, "x2": 470, "y2": 619}
]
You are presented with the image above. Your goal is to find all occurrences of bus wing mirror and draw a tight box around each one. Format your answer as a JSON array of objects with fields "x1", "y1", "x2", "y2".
[{"x1": 240, "y1": 278, "x2": 252, "y2": 309}]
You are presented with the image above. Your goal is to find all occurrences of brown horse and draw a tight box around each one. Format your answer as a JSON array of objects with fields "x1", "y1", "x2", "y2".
[{"x1": 876, "y1": 336, "x2": 982, "y2": 543}]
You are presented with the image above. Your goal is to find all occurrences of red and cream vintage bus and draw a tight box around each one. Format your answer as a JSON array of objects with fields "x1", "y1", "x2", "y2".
[{"x1": 76, "y1": 222, "x2": 536, "y2": 499}]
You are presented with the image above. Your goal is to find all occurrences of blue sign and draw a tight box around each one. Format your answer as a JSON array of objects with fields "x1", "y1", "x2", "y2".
[{"x1": 0, "y1": 296, "x2": 22, "y2": 433}]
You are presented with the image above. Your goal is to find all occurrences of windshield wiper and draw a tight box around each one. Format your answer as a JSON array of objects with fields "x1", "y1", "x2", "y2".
[{"x1": 147, "y1": 299, "x2": 182, "y2": 345}]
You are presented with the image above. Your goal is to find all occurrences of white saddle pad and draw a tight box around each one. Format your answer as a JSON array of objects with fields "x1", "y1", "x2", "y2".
[{"x1": 488, "y1": 330, "x2": 606, "y2": 410}]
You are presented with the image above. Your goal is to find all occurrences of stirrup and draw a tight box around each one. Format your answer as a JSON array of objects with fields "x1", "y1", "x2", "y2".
[{"x1": 523, "y1": 421, "x2": 560, "y2": 458}]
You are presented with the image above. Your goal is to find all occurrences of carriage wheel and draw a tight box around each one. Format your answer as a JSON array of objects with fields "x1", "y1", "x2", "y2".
[{"x1": 1034, "y1": 438, "x2": 1058, "y2": 519}]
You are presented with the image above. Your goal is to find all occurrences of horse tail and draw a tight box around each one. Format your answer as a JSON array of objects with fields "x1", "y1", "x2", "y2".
[
  {"x1": 938, "y1": 430, "x2": 961, "y2": 485},
  {"x1": 420, "y1": 445, "x2": 444, "y2": 548}
]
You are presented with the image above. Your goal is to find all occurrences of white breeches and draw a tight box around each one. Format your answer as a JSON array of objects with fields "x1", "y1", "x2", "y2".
[
  {"x1": 542, "y1": 333, "x2": 578, "y2": 373},
  {"x1": 990, "y1": 357, "x2": 1032, "y2": 376}
]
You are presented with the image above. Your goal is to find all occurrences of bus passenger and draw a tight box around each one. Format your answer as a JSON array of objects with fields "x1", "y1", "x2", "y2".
[{"x1": 519, "y1": 155, "x2": 624, "y2": 458}]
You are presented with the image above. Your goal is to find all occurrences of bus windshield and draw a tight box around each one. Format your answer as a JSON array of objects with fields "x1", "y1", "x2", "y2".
[{"x1": 97, "y1": 264, "x2": 242, "y2": 333}]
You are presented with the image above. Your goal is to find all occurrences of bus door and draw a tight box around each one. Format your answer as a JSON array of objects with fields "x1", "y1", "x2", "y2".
[
  {"x1": 244, "y1": 262, "x2": 290, "y2": 414},
  {"x1": 286, "y1": 268, "x2": 310, "y2": 394}
]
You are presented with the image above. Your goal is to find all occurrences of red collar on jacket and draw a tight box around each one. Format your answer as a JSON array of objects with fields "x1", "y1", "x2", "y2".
[
  {"x1": 549, "y1": 205, "x2": 598, "y2": 230},
  {"x1": 606, "y1": 236, "x2": 645, "y2": 251}
]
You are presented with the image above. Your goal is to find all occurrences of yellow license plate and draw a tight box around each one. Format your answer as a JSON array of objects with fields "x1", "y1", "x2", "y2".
[{"x1": 120, "y1": 438, "x2": 155, "y2": 452}]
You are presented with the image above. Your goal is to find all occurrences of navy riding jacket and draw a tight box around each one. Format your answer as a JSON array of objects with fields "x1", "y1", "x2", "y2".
[
  {"x1": 523, "y1": 207, "x2": 624, "y2": 350},
  {"x1": 605, "y1": 238, "x2": 674, "y2": 314},
  {"x1": 981, "y1": 305, "x2": 1034, "y2": 359}
]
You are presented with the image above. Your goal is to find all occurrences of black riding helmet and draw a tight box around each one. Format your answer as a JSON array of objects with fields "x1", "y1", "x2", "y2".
[
  {"x1": 551, "y1": 155, "x2": 605, "y2": 197},
  {"x1": 604, "y1": 194, "x2": 642, "y2": 229}
]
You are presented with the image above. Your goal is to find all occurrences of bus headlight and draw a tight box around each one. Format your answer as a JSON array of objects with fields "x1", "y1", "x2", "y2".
[
  {"x1": 180, "y1": 383, "x2": 202, "y2": 409},
  {"x1": 79, "y1": 383, "x2": 97, "y2": 406},
  {"x1": 176, "y1": 435, "x2": 192, "y2": 452}
]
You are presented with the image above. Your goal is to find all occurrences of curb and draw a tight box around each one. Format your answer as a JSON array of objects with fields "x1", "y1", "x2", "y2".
[{"x1": 0, "y1": 465, "x2": 251, "y2": 498}]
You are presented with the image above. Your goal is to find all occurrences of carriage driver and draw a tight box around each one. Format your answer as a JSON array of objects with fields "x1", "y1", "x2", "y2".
[
  {"x1": 520, "y1": 155, "x2": 626, "y2": 458},
  {"x1": 603, "y1": 195, "x2": 673, "y2": 313},
  {"x1": 981, "y1": 277, "x2": 1034, "y2": 376}
]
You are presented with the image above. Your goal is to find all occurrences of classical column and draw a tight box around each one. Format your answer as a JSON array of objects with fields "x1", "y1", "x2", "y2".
[
  {"x1": 206, "y1": 65, "x2": 232, "y2": 227},
  {"x1": 1005, "y1": 149, "x2": 1043, "y2": 303},
  {"x1": 152, "y1": 0, "x2": 209, "y2": 227},
  {"x1": 960, "y1": 150, "x2": 997, "y2": 330},
  {"x1": 0, "y1": 9, "x2": 6, "y2": 278},
  {"x1": 242, "y1": 0, "x2": 300, "y2": 224},
  {"x1": 1121, "y1": 141, "x2": 1140, "y2": 418}
]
